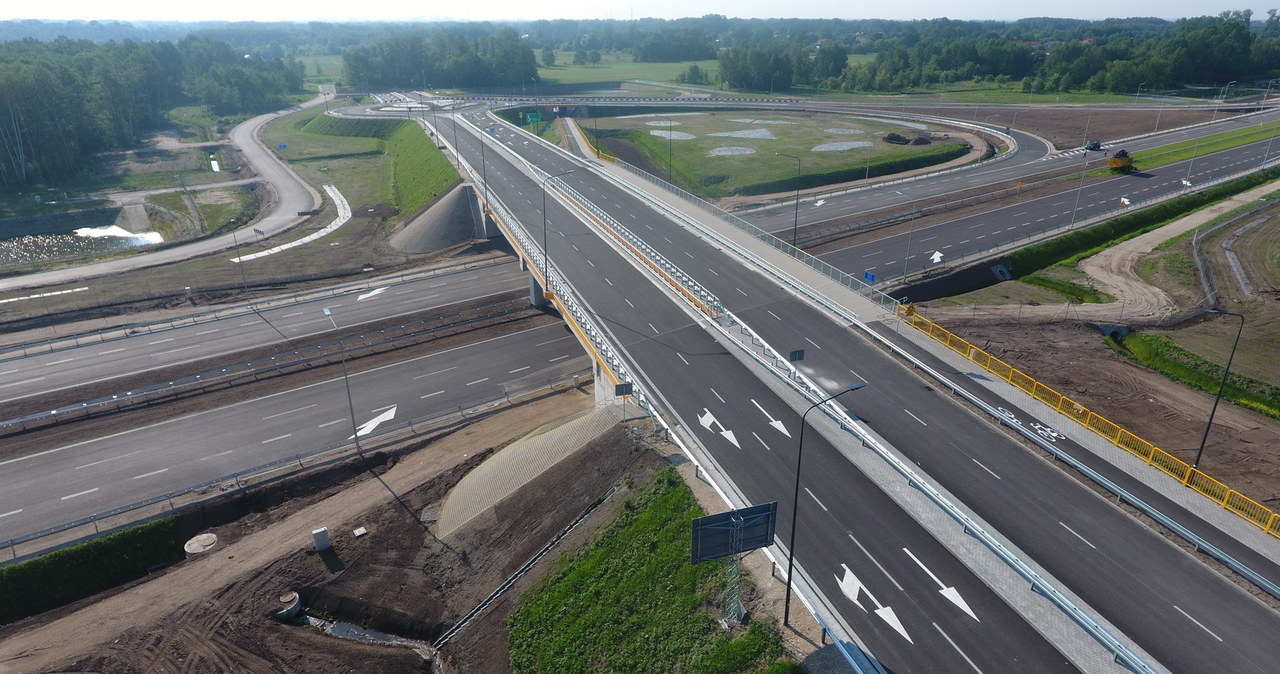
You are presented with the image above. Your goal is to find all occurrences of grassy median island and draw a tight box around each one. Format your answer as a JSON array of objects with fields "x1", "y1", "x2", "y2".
[{"x1": 507, "y1": 468, "x2": 799, "y2": 674}]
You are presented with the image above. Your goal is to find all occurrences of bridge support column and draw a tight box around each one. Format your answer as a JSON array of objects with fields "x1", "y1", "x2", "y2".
[
  {"x1": 594, "y1": 362, "x2": 610, "y2": 406},
  {"x1": 528, "y1": 272, "x2": 549, "y2": 308}
]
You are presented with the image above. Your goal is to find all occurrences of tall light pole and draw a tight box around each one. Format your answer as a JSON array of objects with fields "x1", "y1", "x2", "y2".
[
  {"x1": 1193, "y1": 309, "x2": 1244, "y2": 469},
  {"x1": 784, "y1": 382, "x2": 866, "y2": 626},
  {"x1": 655, "y1": 114, "x2": 675, "y2": 183},
  {"x1": 776, "y1": 153, "x2": 801, "y2": 246},
  {"x1": 541, "y1": 169, "x2": 575, "y2": 286},
  {"x1": 1211, "y1": 81, "x2": 1237, "y2": 124},
  {"x1": 1137, "y1": 81, "x2": 1146, "y2": 99},
  {"x1": 323, "y1": 307, "x2": 364, "y2": 455}
]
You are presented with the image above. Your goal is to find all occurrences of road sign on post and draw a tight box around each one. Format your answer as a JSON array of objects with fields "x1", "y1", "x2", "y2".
[{"x1": 691, "y1": 502, "x2": 778, "y2": 564}]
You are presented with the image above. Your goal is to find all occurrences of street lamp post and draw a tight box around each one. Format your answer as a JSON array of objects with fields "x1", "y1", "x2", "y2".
[
  {"x1": 655, "y1": 114, "x2": 675, "y2": 183},
  {"x1": 1193, "y1": 310, "x2": 1245, "y2": 469},
  {"x1": 323, "y1": 307, "x2": 364, "y2": 455},
  {"x1": 541, "y1": 169, "x2": 575, "y2": 286},
  {"x1": 776, "y1": 153, "x2": 801, "y2": 247},
  {"x1": 783, "y1": 382, "x2": 867, "y2": 626}
]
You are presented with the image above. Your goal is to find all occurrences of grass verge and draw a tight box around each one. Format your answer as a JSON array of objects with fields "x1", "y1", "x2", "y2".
[
  {"x1": 507, "y1": 467, "x2": 798, "y2": 674},
  {"x1": 1106, "y1": 333, "x2": 1280, "y2": 420}
]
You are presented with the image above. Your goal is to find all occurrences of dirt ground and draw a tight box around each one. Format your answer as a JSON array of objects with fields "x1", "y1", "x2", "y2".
[{"x1": 913, "y1": 177, "x2": 1280, "y2": 507}]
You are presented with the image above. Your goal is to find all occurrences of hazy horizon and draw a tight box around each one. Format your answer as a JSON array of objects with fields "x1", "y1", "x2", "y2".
[{"x1": 1, "y1": 1, "x2": 1272, "y2": 25}]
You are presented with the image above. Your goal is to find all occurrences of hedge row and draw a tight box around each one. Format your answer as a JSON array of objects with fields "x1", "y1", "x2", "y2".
[
  {"x1": 0, "y1": 518, "x2": 177, "y2": 625},
  {"x1": 735, "y1": 143, "x2": 969, "y2": 196},
  {"x1": 1007, "y1": 166, "x2": 1280, "y2": 277}
]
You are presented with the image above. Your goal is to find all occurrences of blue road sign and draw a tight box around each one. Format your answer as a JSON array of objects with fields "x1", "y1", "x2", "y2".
[{"x1": 864, "y1": 271, "x2": 876, "y2": 283}]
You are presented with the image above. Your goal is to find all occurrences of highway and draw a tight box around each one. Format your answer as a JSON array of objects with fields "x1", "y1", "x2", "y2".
[
  {"x1": 443, "y1": 110, "x2": 1088, "y2": 671},
  {"x1": 0, "y1": 262, "x2": 526, "y2": 408},
  {"x1": 0, "y1": 321, "x2": 588, "y2": 542},
  {"x1": 444, "y1": 105, "x2": 1280, "y2": 672}
]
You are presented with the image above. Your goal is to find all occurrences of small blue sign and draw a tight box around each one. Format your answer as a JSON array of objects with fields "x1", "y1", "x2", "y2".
[
  {"x1": 278, "y1": 144, "x2": 287, "y2": 150},
  {"x1": 863, "y1": 271, "x2": 876, "y2": 283}
]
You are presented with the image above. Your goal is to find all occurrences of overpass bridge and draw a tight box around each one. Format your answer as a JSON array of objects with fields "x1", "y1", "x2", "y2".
[{"x1": 434, "y1": 102, "x2": 1280, "y2": 673}]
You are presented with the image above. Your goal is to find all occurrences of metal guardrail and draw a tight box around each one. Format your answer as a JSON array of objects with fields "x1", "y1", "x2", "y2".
[
  {"x1": 452, "y1": 130, "x2": 660, "y2": 421},
  {"x1": 0, "y1": 299, "x2": 530, "y2": 438},
  {"x1": 0, "y1": 256, "x2": 511, "y2": 362},
  {"x1": 1, "y1": 371, "x2": 590, "y2": 565},
  {"x1": 900, "y1": 306, "x2": 1280, "y2": 551}
]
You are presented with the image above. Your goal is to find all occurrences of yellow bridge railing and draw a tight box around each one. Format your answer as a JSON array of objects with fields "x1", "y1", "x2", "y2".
[{"x1": 898, "y1": 304, "x2": 1280, "y2": 539}]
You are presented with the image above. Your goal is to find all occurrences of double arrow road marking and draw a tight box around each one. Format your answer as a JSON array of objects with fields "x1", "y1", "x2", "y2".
[
  {"x1": 698, "y1": 401, "x2": 794, "y2": 449},
  {"x1": 835, "y1": 551, "x2": 979, "y2": 644}
]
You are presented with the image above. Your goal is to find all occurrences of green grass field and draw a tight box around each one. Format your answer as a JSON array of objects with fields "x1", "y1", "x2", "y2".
[
  {"x1": 508, "y1": 468, "x2": 798, "y2": 674},
  {"x1": 584, "y1": 110, "x2": 969, "y2": 197}
]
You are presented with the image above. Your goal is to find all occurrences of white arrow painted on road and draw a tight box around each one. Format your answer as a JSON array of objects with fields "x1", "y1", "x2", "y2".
[
  {"x1": 929, "y1": 250, "x2": 944, "y2": 264},
  {"x1": 750, "y1": 399, "x2": 791, "y2": 437},
  {"x1": 697, "y1": 408, "x2": 740, "y2": 448},
  {"x1": 350, "y1": 405, "x2": 397, "y2": 439},
  {"x1": 836, "y1": 564, "x2": 913, "y2": 643},
  {"x1": 357, "y1": 286, "x2": 388, "y2": 301},
  {"x1": 902, "y1": 548, "x2": 978, "y2": 622},
  {"x1": 814, "y1": 199, "x2": 826, "y2": 207}
]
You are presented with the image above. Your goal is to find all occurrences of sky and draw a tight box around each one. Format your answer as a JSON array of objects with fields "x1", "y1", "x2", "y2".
[{"x1": 1, "y1": 0, "x2": 1270, "y2": 23}]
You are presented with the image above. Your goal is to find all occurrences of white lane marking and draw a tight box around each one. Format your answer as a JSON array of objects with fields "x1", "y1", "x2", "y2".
[
  {"x1": 587, "y1": 260, "x2": 596, "y2": 268},
  {"x1": 535, "y1": 336, "x2": 571, "y2": 346},
  {"x1": 281, "y1": 311, "x2": 304, "y2": 318},
  {"x1": 132, "y1": 468, "x2": 169, "y2": 480},
  {"x1": 148, "y1": 338, "x2": 174, "y2": 345},
  {"x1": 903, "y1": 409, "x2": 928, "y2": 426},
  {"x1": 47, "y1": 357, "x2": 74, "y2": 365},
  {"x1": 804, "y1": 337, "x2": 821, "y2": 349},
  {"x1": 0, "y1": 509, "x2": 22, "y2": 519},
  {"x1": 195, "y1": 329, "x2": 221, "y2": 336},
  {"x1": 605, "y1": 277, "x2": 613, "y2": 286},
  {"x1": 710, "y1": 387, "x2": 726, "y2": 404},
  {"x1": 239, "y1": 321, "x2": 259, "y2": 326},
  {"x1": 155, "y1": 345, "x2": 202, "y2": 356},
  {"x1": 262, "y1": 433, "x2": 292, "y2": 444},
  {"x1": 1173, "y1": 605, "x2": 1223, "y2": 641},
  {"x1": 677, "y1": 353, "x2": 690, "y2": 366},
  {"x1": 549, "y1": 355, "x2": 569, "y2": 362},
  {"x1": 0, "y1": 376, "x2": 45, "y2": 389},
  {"x1": 61, "y1": 488, "x2": 99, "y2": 500},
  {"x1": 420, "y1": 390, "x2": 445, "y2": 399},
  {"x1": 804, "y1": 487, "x2": 828, "y2": 511},
  {"x1": 932, "y1": 623, "x2": 984, "y2": 673},
  {"x1": 413, "y1": 366, "x2": 457, "y2": 379},
  {"x1": 509, "y1": 366, "x2": 531, "y2": 373},
  {"x1": 200, "y1": 450, "x2": 234, "y2": 461},
  {"x1": 318, "y1": 419, "x2": 345, "y2": 428},
  {"x1": 849, "y1": 368, "x2": 865, "y2": 382},
  {"x1": 684, "y1": 251, "x2": 694, "y2": 258},
  {"x1": 846, "y1": 533, "x2": 904, "y2": 591},
  {"x1": 1059, "y1": 521, "x2": 1097, "y2": 549},
  {"x1": 263, "y1": 404, "x2": 317, "y2": 420},
  {"x1": 76, "y1": 449, "x2": 146, "y2": 470},
  {"x1": 466, "y1": 378, "x2": 490, "y2": 386},
  {"x1": 752, "y1": 431, "x2": 771, "y2": 451},
  {"x1": 972, "y1": 458, "x2": 1001, "y2": 479},
  {"x1": 649, "y1": 323, "x2": 659, "y2": 334},
  {"x1": 736, "y1": 287, "x2": 748, "y2": 296},
  {"x1": 767, "y1": 310, "x2": 782, "y2": 320},
  {"x1": 98, "y1": 348, "x2": 126, "y2": 355},
  {"x1": 624, "y1": 298, "x2": 635, "y2": 308},
  {"x1": 371, "y1": 404, "x2": 395, "y2": 413}
]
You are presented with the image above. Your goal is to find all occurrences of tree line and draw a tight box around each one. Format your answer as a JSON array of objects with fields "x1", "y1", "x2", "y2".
[
  {"x1": 341, "y1": 28, "x2": 537, "y2": 89},
  {"x1": 0, "y1": 36, "x2": 303, "y2": 186}
]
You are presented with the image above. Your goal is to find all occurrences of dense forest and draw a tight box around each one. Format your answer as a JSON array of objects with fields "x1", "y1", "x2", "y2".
[
  {"x1": 4, "y1": 11, "x2": 1280, "y2": 186},
  {"x1": 0, "y1": 36, "x2": 304, "y2": 185}
]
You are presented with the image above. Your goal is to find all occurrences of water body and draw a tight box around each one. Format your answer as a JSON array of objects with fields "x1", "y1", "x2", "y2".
[{"x1": 0, "y1": 225, "x2": 163, "y2": 267}]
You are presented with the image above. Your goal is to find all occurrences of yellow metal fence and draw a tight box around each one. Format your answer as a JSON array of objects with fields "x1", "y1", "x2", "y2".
[{"x1": 898, "y1": 304, "x2": 1280, "y2": 538}]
